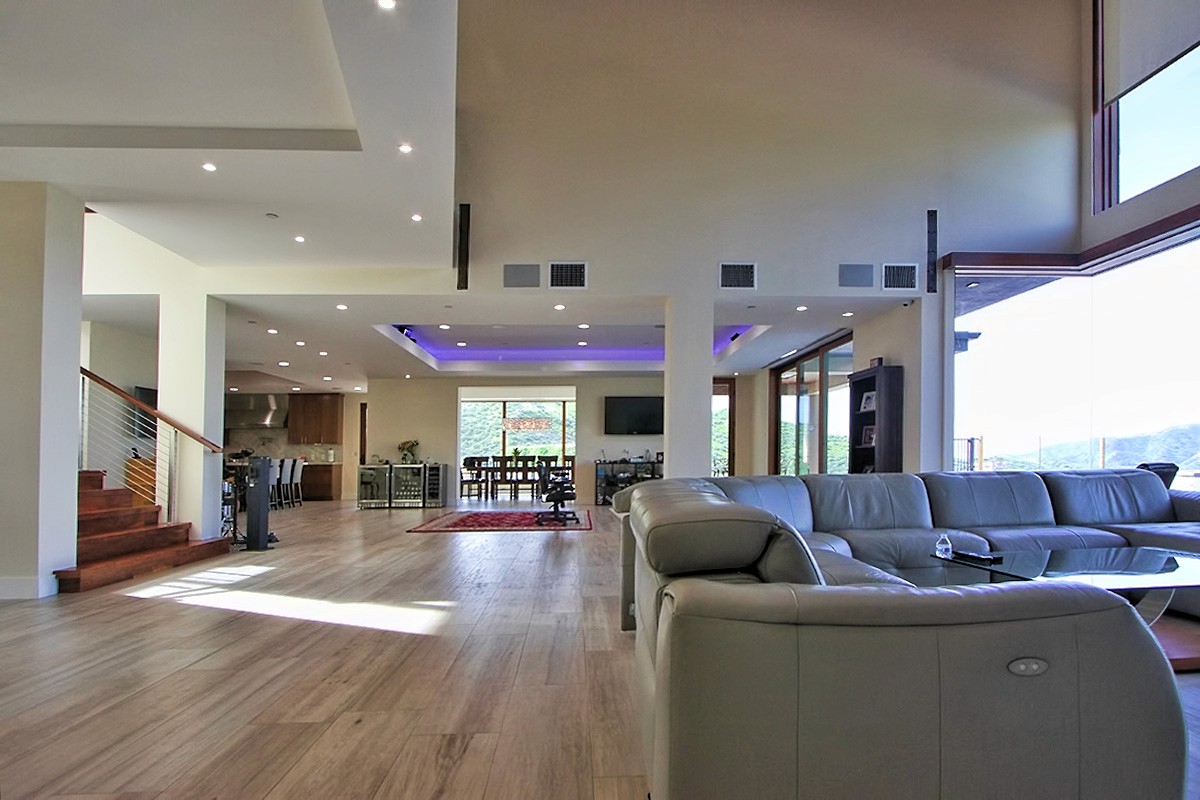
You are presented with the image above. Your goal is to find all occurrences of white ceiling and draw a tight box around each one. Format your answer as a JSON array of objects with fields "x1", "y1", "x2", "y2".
[{"x1": 7, "y1": 0, "x2": 917, "y2": 391}]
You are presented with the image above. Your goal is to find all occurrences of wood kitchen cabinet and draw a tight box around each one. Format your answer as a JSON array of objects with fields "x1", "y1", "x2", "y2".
[
  {"x1": 288, "y1": 393, "x2": 344, "y2": 444},
  {"x1": 301, "y1": 463, "x2": 342, "y2": 500}
]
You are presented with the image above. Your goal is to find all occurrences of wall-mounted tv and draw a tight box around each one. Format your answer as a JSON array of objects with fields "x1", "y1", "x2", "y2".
[{"x1": 604, "y1": 396, "x2": 664, "y2": 435}]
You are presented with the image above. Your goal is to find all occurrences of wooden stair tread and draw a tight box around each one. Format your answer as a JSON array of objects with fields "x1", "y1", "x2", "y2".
[
  {"x1": 78, "y1": 505, "x2": 162, "y2": 535},
  {"x1": 78, "y1": 470, "x2": 106, "y2": 491},
  {"x1": 78, "y1": 487, "x2": 136, "y2": 511},
  {"x1": 78, "y1": 522, "x2": 191, "y2": 542},
  {"x1": 55, "y1": 539, "x2": 231, "y2": 592}
]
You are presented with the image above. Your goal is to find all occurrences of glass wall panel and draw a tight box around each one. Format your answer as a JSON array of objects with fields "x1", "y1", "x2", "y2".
[
  {"x1": 825, "y1": 342, "x2": 854, "y2": 474},
  {"x1": 777, "y1": 368, "x2": 799, "y2": 475},
  {"x1": 954, "y1": 236, "x2": 1200, "y2": 489},
  {"x1": 712, "y1": 380, "x2": 733, "y2": 476}
]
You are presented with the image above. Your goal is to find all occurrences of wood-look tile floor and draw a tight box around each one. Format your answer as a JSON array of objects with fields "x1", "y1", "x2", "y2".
[
  {"x1": 0, "y1": 500, "x2": 644, "y2": 800},
  {"x1": 3, "y1": 499, "x2": 1200, "y2": 798}
]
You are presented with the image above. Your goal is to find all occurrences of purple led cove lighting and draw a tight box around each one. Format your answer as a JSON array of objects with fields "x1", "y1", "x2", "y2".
[{"x1": 425, "y1": 345, "x2": 664, "y2": 361}]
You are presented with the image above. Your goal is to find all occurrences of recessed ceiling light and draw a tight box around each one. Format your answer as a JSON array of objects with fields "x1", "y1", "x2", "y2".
[
  {"x1": 733, "y1": 372, "x2": 740, "y2": 376},
  {"x1": 295, "y1": 341, "x2": 306, "y2": 346},
  {"x1": 782, "y1": 349, "x2": 799, "y2": 359},
  {"x1": 229, "y1": 387, "x2": 239, "y2": 392},
  {"x1": 319, "y1": 351, "x2": 329, "y2": 356},
  {"x1": 795, "y1": 305, "x2": 809, "y2": 312},
  {"x1": 377, "y1": 0, "x2": 397, "y2": 9},
  {"x1": 578, "y1": 323, "x2": 590, "y2": 329},
  {"x1": 353, "y1": 386, "x2": 363, "y2": 391},
  {"x1": 411, "y1": 214, "x2": 423, "y2": 222},
  {"x1": 278, "y1": 361, "x2": 290, "y2": 367},
  {"x1": 292, "y1": 387, "x2": 301, "y2": 392},
  {"x1": 554, "y1": 304, "x2": 566, "y2": 311},
  {"x1": 456, "y1": 342, "x2": 467, "y2": 347},
  {"x1": 398, "y1": 143, "x2": 413, "y2": 154},
  {"x1": 294, "y1": 235, "x2": 305, "y2": 243},
  {"x1": 439, "y1": 324, "x2": 450, "y2": 329},
  {"x1": 267, "y1": 328, "x2": 278, "y2": 335},
  {"x1": 842, "y1": 312, "x2": 854, "y2": 317},
  {"x1": 202, "y1": 162, "x2": 216, "y2": 172},
  {"x1": 966, "y1": 281, "x2": 980, "y2": 288},
  {"x1": 323, "y1": 376, "x2": 333, "y2": 381},
  {"x1": 336, "y1": 304, "x2": 348, "y2": 311},
  {"x1": 577, "y1": 341, "x2": 588, "y2": 347},
  {"x1": 492, "y1": 324, "x2": 506, "y2": 329},
  {"x1": 404, "y1": 374, "x2": 411, "y2": 379}
]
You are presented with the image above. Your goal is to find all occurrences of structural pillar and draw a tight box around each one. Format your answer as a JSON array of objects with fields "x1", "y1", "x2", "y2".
[
  {"x1": 158, "y1": 291, "x2": 226, "y2": 540},
  {"x1": 0, "y1": 183, "x2": 84, "y2": 598},
  {"x1": 663, "y1": 292, "x2": 714, "y2": 477}
]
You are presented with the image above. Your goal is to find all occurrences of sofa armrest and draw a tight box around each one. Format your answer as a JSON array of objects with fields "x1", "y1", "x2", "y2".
[{"x1": 1170, "y1": 490, "x2": 1200, "y2": 521}]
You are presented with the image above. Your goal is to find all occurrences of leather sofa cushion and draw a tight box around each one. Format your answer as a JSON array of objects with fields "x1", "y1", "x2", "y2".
[
  {"x1": 1040, "y1": 469, "x2": 1174, "y2": 525},
  {"x1": 812, "y1": 550, "x2": 913, "y2": 586},
  {"x1": 613, "y1": 476, "x2": 722, "y2": 513},
  {"x1": 832, "y1": 527, "x2": 990, "y2": 587},
  {"x1": 710, "y1": 476, "x2": 815, "y2": 532},
  {"x1": 803, "y1": 473, "x2": 933, "y2": 531},
  {"x1": 753, "y1": 530, "x2": 825, "y2": 585},
  {"x1": 802, "y1": 531, "x2": 852, "y2": 555},
  {"x1": 632, "y1": 492, "x2": 779, "y2": 575},
  {"x1": 922, "y1": 471, "x2": 1055, "y2": 528},
  {"x1": 968, "y1": 525, "x2": 1128, "y2": 551}
]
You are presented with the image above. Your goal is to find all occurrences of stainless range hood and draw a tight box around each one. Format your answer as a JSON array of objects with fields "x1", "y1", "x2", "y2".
[{"x1": 224, "y1": 393, "x2": 289, "y2": 429}]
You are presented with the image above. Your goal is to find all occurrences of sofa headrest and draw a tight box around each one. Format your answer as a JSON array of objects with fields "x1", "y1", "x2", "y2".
[
  {"x1": 802, "y1": 473, "x2": 932, "y2": 531},
  {"x1": 709, "y1": 476, "x2": 815, "y2": 532},
  {"x1": 921, "y1": 471, "x2": 1055, "y2": 529},
  {"x1": 1039, "y1": 469, "x2": 1174, "y2": 525},
  {"x1": 631, "y1": 492, "x2": 780, "y2": 575},
  {"x1": 611, "y1": 477, "x2": 721, "y2": 513}
]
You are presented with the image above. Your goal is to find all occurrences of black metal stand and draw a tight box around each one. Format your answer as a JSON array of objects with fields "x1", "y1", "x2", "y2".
[{"x1": 244, "y1": 456, "x2": 273, "y2": 550}]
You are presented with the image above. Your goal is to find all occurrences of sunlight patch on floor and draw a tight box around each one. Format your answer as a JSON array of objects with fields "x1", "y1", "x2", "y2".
[{"x1": 172, "y1": 590, "x2": 449, "y2": 634}]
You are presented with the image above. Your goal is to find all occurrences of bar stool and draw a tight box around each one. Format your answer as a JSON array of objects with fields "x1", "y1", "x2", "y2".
[{"x1": 291, "y1": 459, "x2": 305, "y2": 506}]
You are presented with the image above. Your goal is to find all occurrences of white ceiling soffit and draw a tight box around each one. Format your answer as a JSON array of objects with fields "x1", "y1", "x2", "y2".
[{"x1": 0, "y1": 0, "x2": 458, "y2": 271}]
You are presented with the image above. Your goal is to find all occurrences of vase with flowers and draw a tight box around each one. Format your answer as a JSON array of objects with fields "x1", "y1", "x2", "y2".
[{"x1": 398, "y1": 439, "x2": 419, "y2": 464}]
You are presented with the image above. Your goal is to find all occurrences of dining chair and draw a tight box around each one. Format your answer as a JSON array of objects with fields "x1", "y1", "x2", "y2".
[
  {"x1": 460, "y1": 457, "x2": 487, "y2": 499},
  {"x1": 491, "y1": 456, "x2": 519, "y2": 499},
  {"x1": 290, "y1": 459, "x2": 305, "y2": 506}
]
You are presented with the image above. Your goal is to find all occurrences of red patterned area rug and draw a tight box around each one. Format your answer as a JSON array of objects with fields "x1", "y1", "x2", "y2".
[{"x1": 408, "y1": 510, "x2": 593, "y2": 533}]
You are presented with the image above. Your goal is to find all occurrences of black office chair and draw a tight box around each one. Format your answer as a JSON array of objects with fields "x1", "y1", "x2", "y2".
[
  {"x1": 535, "y1": 460, "x2": 579, "y2": 526},
  {"x1": 1136, "y1": 462, "x2": 1179, "y2": 488}
]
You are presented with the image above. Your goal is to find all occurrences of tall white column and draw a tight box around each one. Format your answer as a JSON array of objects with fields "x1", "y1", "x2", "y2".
[
  {"x1": 158, "y1": 291, "x2": 225, "y2": 540},
  {"x1": 663, "y1": 293, "x2": 714, "y2": 477},
  {"x1": 0, "y1": 183, "x2": 84, "y2": 598}
]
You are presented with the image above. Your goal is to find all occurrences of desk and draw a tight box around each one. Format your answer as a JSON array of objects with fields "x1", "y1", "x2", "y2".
[{"x1": 594, "y1": 460, "x2": 661, "y2": 505}]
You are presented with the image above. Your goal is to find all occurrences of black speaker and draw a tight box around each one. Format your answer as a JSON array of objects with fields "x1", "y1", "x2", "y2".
[
  {"x1": 455, "y1": 202, "x2": 470, "y2": 290},
  {"x1": 244, "y1": 456, "x2": 272, "y2": 551}
]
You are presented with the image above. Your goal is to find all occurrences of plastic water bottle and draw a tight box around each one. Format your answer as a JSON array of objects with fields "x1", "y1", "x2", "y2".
[{"x1": 935, "y1": 533, "x2": 953, "y2": 559}]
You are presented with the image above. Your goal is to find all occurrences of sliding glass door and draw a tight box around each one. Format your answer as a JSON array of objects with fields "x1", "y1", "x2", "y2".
[{"x1": 771, "y1": 335, "x2": 852, "y2": 475}]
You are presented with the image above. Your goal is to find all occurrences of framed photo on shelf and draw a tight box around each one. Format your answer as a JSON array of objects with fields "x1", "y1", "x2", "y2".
[
  {"x1": 861, "y1": 425, "x2": 877, "y2": 447},
  {"x1": 859, "y1": 391, "x2": 877, "y2": 412}
]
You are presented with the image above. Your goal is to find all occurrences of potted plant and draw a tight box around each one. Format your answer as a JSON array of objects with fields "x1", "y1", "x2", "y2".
[{"x1": 398, "y1": 439, "x2": 419, "y2": 464}]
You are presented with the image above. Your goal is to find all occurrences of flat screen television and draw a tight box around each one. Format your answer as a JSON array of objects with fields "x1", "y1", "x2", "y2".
[{"x1": 604, "y1": 396, "x2": 664, "y2": 435}]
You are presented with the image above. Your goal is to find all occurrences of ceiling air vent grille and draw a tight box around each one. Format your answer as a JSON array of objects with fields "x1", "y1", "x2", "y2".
[
  {"x1": 549, "y1": 261, "x2": 588, "y2": 288},
  {"x1": 883, "y1": 263, "x2": 918, "y2": 290},
  {"x1": 720, "y1": 262, "x2": 757, "y2": 289}
]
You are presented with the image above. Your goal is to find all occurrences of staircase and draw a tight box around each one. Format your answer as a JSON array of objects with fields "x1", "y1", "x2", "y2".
[{"x1": 55, "y1": 471, "x2": 230, "y2": 593}]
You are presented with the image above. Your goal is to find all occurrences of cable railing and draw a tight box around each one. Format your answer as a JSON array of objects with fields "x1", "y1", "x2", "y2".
[{"x1": 79, "y1": 368, "x2": 222, "y2": 522}]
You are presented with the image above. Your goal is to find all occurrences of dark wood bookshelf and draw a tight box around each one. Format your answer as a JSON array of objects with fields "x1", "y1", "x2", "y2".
[{"x1": 848, "y1": 365, "x2": 903, "y2": 473}]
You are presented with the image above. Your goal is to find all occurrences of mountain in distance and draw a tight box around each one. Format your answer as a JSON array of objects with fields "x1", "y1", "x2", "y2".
[{"x1": 985, "y1": 423, "x2": 1200, "y2": 471}]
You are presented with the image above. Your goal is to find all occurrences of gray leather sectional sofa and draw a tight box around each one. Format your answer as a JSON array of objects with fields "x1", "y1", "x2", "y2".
[{"x1": 614, "y1": 469, "x2": 1193, "y2": 799}]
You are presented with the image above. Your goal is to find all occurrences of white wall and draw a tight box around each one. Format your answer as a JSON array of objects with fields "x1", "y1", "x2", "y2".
[
  {"x1": 852, "y1": 296, "x2": 947, "y2": 472},
  {"x1": 84, "y1": 321, "x2": 157, "y2": 393}
]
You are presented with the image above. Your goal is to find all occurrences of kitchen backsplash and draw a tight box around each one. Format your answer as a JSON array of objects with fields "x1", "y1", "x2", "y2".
[{"x1": 225, "y1": 429, "x2": 343, "y2": 462}]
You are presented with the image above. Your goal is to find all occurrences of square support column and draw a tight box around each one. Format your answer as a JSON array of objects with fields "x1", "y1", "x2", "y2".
[
  {"x1": 663, "y1": 294, "x2": 714, "y2": 477},
  {"x1": 0, "y1": 183, "x2": 84, "y2": 598},
  {"x1": 158, "y1": 292, "x2": 225, "y2": 540}
]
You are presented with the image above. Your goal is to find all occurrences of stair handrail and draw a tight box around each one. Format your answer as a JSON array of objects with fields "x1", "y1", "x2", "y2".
[{"x1": 80, "y1": 368, "x2": 222, "y2": 453}]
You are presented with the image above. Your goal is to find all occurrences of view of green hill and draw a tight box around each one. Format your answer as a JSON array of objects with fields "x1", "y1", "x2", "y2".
[{"x1": 986, "y1": 423, "x2": 1200, "y2": 470}]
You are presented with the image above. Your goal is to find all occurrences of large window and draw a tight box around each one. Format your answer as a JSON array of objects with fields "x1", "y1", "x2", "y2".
[
  {"x1": 953, "y1": 236, "x2": 1200, "y2": 489},
  {"x1": 1095, "y1": 2, "x2": 1200, "y2": 208},
  {"x1": 771, "y1": 336, "x2": 852, "y2": 475},
  {"x1": 712, "y1": 378, "x2": 735, "y2": 476},
  {"x1": 459, "y1": 387, "x2": 576, "y2": 461}
]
